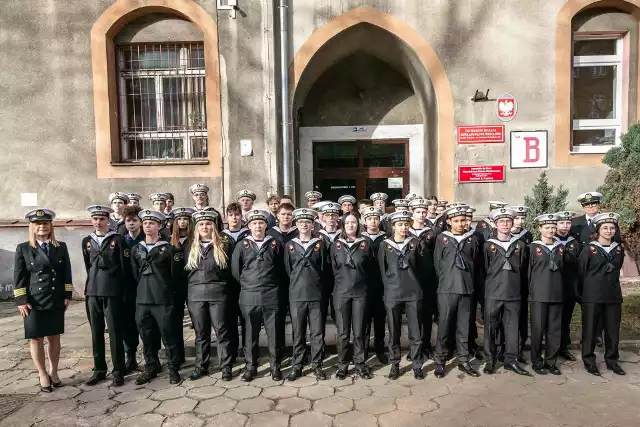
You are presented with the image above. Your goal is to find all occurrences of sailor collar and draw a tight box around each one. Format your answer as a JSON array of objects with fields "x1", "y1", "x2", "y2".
[
  {"x1": 337, "y1": 237, "x2": 366, "y2": 248},
  {"x1": 383, "y1": 236, "x2": 416, "y2": 252},
  {"x1": 272, "y1": 225, "x2": 297, "y2": 235},
  {"x1": 410, "y1": 226, "x2": 432, "y2": 237},
  {"x1": 532, "y1": 240, "x2": 563, "y2": 252},
  {"x1": 589, "y1": 241, "x2": 619, "y2": 254},
  {"x1": 245, "y1": 234, "x2": 274, "y2": 245},
  {"x1": 290, "y1": 237, "x2": 321, "y2": 251},
  {"x1": 511, "y1": 229, "x2": 529, "y2": 240},
  {"x1": 488, "y1": 236, "x2": 520, "y2": 251},
  {"x1": 90, "y1": 231, "x2": 117, "y2": 246},
  {"x1": 442, "y1": 230, "x2": 474, "y2": 243},
  {"x1": 361, "y1": 231, "x2": 386, "y2": 240},
  {"x1": 554, "y1": 235, "x2": 575, "y2": 245},
  {"x1": 138, "y1": 240, "x2": 170, "y2": 252}
]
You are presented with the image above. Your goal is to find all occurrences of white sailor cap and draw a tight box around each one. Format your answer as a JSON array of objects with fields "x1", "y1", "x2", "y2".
[
  {"x1": 370, "y1": 192, "x2": 388, "y2": 202},
  {"x1": 535, "y1": 214, "x2": 560, "y2": 225},
  {"x1": 361, "y1": 206, "x2": 384, "y2": 219},
  {"x1": 305, "y1": 191, "x2": 323, "y2": 201},
  {"x1": 509, "y1": 205, "x2": 530, "y2": 217},
  {"x1": 321, "y1": 203, "x2": 341, "y2": 215},
  {"x1": 149, "y1": 193, "x2": 169, "y2": 202},
  {"x1": 192, "y1": 210, "x2": 219, "y2": 223},
  {"x1": 436, "y1": 200, "x2": 448, "y2": 207},
  {"x1": 237, "y1": 189, "x2": 257, "y2": 201},
  {"x1": 446, "y1": 202, "x2": 467, "y2": 209},
  {"x1": 312, "y1": 201, "x2": 332, "y2": 211},
  {"x1": 392, "y1": 199, "x2": 409, "y2": 208},
  {"x1": 405, "y1": 193, "x2": 420, "y2": 201},
  {"x1": 554, "y1": 211, "x2": 578, "y2": 221},
  {"x1": 409, "y1": 198, "x2": 429, "y2": 209},
  {"x1": 445, "y1": 205, "x2": 470, "y2": 219},
  {"x1": 338, "y1": 195, "x2": 356, "y2": 205},
  {"x1": 387, "y1": 211, "x2": 413, "y2": 224},
  {"x1": 490, "y1": 207, "x2": 517, "y2": 221},
  {"x1": 292, "y1": 208, "x2": 318, "y2": 222},
  {"x1": 577, "y1": 191, "x2": 603, "y2": 205},
  {"x1": 172, "y1": 207, "x2": 196, "y2": 218},
  {"x1": 244, "y1": 209, "x2": 269, "y2": 224},
  {"x1": 109, "y1": 192, "x2": 130, "y2": 204},
  {"x1": 593, "y1": 212, "x2": 619, "y2": 226},
  {"x1": 488, "y1": 200, "x2": 509, "y2": 210},
  {"x1": 190, "y1": 183, "x2": 209, "y2": 195},
  {"x1": 87, "y1": 205, "x2": 114, "y2": 217},
  {"x1": 126, "y1": 193, "x2": 140, "y2": 202},
  {"x1": 25, "y1": 208, "x2": 56, "y2": 222},
  {"x1": 138, "y1": 209, "x2": 166, "y2": 223},
  {"x1": 465, "y1": 207, "x2": 476, "y2": 217}
]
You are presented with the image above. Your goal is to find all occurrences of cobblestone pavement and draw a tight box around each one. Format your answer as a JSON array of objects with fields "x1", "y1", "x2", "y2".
[{"x1": 1, "y1": 302, "x2": 639, "y2": 427}]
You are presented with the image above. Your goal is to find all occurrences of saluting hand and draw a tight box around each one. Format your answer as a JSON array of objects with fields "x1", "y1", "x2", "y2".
[{"x1": 18, "y1": 304, "x2": 31, "y2": 318}]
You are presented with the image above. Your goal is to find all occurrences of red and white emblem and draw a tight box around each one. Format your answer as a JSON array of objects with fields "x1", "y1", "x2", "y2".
[
  {"x1": 271, "y1": 240, "x2": 277, "y2": 248},
  {"x1": 360, "y1": 241, "x2": 366, "y2": 250},
  {"x1": 110, "y1": 240, "x2": 116, "y2": 249},
  {"x1": 497, "y1": 93, "x2": 517, "y2": 122},
  {"x1": 443, "y1": 237, "x2": 449, "y2": 244},
  {"x1": 336, "y1": 242, "x2": 341, "y2": 250},
  {"x1": 289, "y1": 244, "x2": 295, "y2": 252},
  {"x1": 536, "y1": 247, "x2": 542, "y2": 256},
  {"x1": 590, "y1": 246, "x2": 597, "y2": 255}
]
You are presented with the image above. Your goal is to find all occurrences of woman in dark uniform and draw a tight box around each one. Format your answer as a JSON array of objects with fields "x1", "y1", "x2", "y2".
[{"x1": 14, "y1": 208, "x2": 72, "y2": 392}]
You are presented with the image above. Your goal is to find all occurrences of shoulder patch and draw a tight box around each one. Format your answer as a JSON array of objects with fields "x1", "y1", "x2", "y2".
[
  {"x1": 86, "y1": 241, "x2": 92, "y2": 251},
  {"x1": 110, "y1": 240, "x2": 116, "y2": 249},
  {"x1": 123, "y1": 248, "x2": 130, "y2": 258},
  {"x1": 161, "y1": 246, "x2": 166, "y2": 253},
  {"x1": 559, "y1": 247, "x2": 564, "y2": 255},
  {"x1": 490, "y1": 244, "x2": 496, "y2": 252},
  {"x1": 289, "y1": 244, "x2": 295, "y2": 252},
  {"x1": 243, "y1": 241, "x2": 249, "y2": 248},
  {"x1": 174, "y1": 253, "x2": 182, "y2": 261},
  {"x1": 467, "y1": 237, "x2": 472, "y2": 242},
  {"x1": 271, "y1": 240, "x2": 277, "y2": 248},
  {"x1": 569, "y1": 243, "x2": 574, "y2": 250},
  {"x1": 442, "y1": 237, "x2": 449, "y2": 244},
  {"x1": 482, "y1": 223, "x2": 487, "y2": 228},
  {"x1": 336, "y1": 242, "x2": 341, "y2": 250},
  {"x1": 590, "y1": 246, "x2": 597, "y2": 255},
  {"x1": 360, "y1": 241, "x2": 366, "y2": 250},
  {"x1": 617, "y1": 247, "x2": 621, "y2": 254},
  {"x1": 314, "y1": 242, "x2": 321, "y2": 252},
  {"x1": 536, "y1": 247, "x2": 542, "y2": 256}
]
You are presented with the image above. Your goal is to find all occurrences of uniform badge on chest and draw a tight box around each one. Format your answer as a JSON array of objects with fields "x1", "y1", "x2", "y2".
[
  {"x1": 443, "y1": 237, "x2": 449, "y2": 244},
  {"x1": 490, "y1": 244, "x2": 496, "y2": 252},
  {"x1": 590, "y1": 246, "x2": 597, "y2": 255},
  {"x1": 243, "y1": 241, "x2": 250, "y2": 249},
  {"x1": 289, "y1": 244, "x2": 295, "y2": 252},
  {"x1": 360, "y1": 241, "x2": 366, "y2": 250},
  {"x1": 536, "y1": 247, "x2": 542, "y2": 256},
  {"x1": 314, "y1": 242, "x2": 321, "y2": 252},
  {"x1": 110, "y1": 240, "x2": 116, "y2": 249},
  {"x1": 336, "y1": 242, "x2": 341, "y2": 250},
  {"x1": 271, "y1": 240, "x2": 277, "y2": 249}
]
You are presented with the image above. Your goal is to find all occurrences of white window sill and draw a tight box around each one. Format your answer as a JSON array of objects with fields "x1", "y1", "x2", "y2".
[{"x1": 569, "y1": 146, "x2": 615, "y2": 154}]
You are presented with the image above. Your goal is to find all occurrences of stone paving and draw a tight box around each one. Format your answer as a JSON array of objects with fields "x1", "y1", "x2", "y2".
[{"x1": 1, "y1": 302, "x2": 640, "y2": 427}]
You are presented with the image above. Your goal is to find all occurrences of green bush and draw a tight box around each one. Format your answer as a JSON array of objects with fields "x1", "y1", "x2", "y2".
[{"x1": 523, "y1": 171, "x2": 569, "y2": 240}]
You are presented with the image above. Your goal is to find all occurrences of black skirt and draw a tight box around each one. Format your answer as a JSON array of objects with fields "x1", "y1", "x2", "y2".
[{"x1": 24, "y1": 308, "x2": 65, "y2": 339}]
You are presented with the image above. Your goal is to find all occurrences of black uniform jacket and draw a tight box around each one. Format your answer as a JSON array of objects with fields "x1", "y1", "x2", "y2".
[
  {"x1": 578, "y1": 241, "x2": 624, "y2": 304},
  {"x1": 82, "y1": 232, "x2": 132, "y2": 297},
  {"x1": 284, "y1": 237, "x2": 330, "y2": 302},
  {"x1": 555, "y1": 235, "x2": 581, "y2": 300},
  {"x1": 361, "y1": 231, "x2": 386, "y2": 296},
  {"x1": 267, "y1": 226, "x2": 299, "y2": 244},
  {"x1": 475, "y1": 218, "x2": 495, "y2": 241},
  {"x1": 125, "y1": 232, "x2": 145, "y2": 249},
  {"x1": 184, "y1": 238, "x2": 236, "y2": 302},
  {"x1": 331, "y1": 237, "x2": 375, "y2": 299},
  {"x1": 484, "y1": 237, "x2": 527, "y2": 301},
  {"x1": 223, "y1": 227, "x2": 249, "y2": 244},
  {"x1": 13, "y1": 241, "x2": 73, "y2": 310},
  {"x1": 409, "y1": 226, "x2": 438, "y2": 285},
  {"x1": 378, "y1": 237, "x2": 425, "y2": 302},
  {"x1": 131, "y1": 240, "x2": 177, "y2": 305},
  {"x1": 109, "y1": 216, "x2": 127, "y2": 235},
  {"x1": 318, "y1": 228, "x2": 340, "y2": 247},
  {"x1": 571, "y1": 214, "x2": 621, "y2": 246},
  {"x1": 231, "y1": 235, "x2": 285, "y2": 306},
  {"x1": 434, "y1": 231, "x2": 479, "y2": 295},
  {"x1": 173, "y1": 236, "x2": 191, "y2": 301},
  {"x1": 528, "y1": 241, "x2": 565, "y2": 303}
]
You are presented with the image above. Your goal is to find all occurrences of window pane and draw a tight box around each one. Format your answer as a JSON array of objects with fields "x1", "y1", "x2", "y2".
[
  {"x1": 315, "y1": 178, "x2": 357, "y2": 203},
  {"x1": 314, "y1": 143, "x2": 358, "y2": 168},
  {"x1": 573, "y1": 39, "x2": 617, "y2": 56},
  {"x1": 363, "y1": 143, "x2": 405, "y2": 167},
  {"x1": 191, "y1": 137, "x2": 208, "y2": 159},
  {"x1": 573, "y1": 129, "x2": 616, "y2": 147},
  {"x1": 189, "y1": 46, "x2": 205, "y2": 69},
  {"x1": 366, "y1": 178, "x2": 403, "y2": 208},
  {"x1": 133, "y1": 139, "x2": 185, "y2": 160},
  {"x1": 572, "y1": 66, "x2": 617, "y2": 120},
  {"x1": 122, "y1": 46, "x2": 180, "y2": 70},
  {"x1": 125, "y1": 78, "x2": 157, "y2": 130}
]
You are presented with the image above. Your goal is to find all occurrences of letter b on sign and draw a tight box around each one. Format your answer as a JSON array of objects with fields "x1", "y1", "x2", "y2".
[{"x1": 510, "y1": 131, "x2": 548, "y2": 169}]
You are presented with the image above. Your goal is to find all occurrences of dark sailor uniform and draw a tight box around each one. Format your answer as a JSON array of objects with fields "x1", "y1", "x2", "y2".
[
  {"x1": 571, "y1": 214, "x2": 621, "y2": 247},
  {"x1": 512, "y1": 229, "x2": 533, "y2": 353},
  {"x1": 409, "y1": 226, "x2": 438, "y2": 356},
  {"x1": 123, "y1": 232, "x2": 145, "y2": 359},
  {"x1": 361, "y1": 230, "x2": 387, "y2": 359},
  {"x1": 172, "y1": 236, "x2": 191, "y2": 364},
  {"x1": 556, "y1": 235, "x2": 581, "y2": 353},
  {"x1": 267, "y1": 226, "x2": 299, "y2": 244},
  {"x1": 222, "y1": 227, "x2": 249, "y2": 360},
  {"x1": 109, "y1": 216, "x2": 127, "y2": 235}
]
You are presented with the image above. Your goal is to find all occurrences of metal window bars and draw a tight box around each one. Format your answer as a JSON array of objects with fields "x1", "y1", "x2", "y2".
[{"x1": 117, "y1": 43, "x2": 208, "y2": 162}]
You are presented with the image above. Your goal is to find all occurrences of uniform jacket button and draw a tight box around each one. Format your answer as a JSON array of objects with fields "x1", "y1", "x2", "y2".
[
  {"x1": 51, "y1": 287, "x2": 55, "y2": 290},
  {"x1": 38, "y1": 278, "x2": 43, "y2": 282},
  {"x1": 39, "y1": 287, "x2": 42, "y2": 290}
]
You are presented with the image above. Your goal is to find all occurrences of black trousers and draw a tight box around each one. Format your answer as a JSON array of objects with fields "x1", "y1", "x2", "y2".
[
  {"x1": 468, "y1": 293, "x2": 480, "y2": 352},
  {"x1": 560, "y1": 298, "x2": 576, "y2": 351},
  {"x1": 174, "y1": 295, "x2": 186, "y2": 363},
  {"x1": 86, "y1": 296, "x2": 125, "y2": 375},
  {"x1": 122, "y1": 292, "x2": 139, "y2": 358},
  {"x1": 229, "y1": 298, "x2": 246, "y2": 359},
  {"x1": 290, "y1": 300, "x2": 325, "y2": 369},
  {"x1": 519, "y1": 293, "x2": 529, "y2": 350},
  {"x1": 530, "y1": 301, "x2": 562, "y2": 367},
  {"x1": 386, "y1": 299, "x2": 423, "y2": 369},
  {"x1": 364, "y1": 292, "x2": 386, "y2": 359},
  {"x1": 136, "y1": 303, "x2": 180, "y2": 372},
  {"x1": 435, "y1": 294, "x2": 471, "y2": 365},
  {"x1": 421, "y1": 292, "x2": 436, "y2": 355},
  {"x1": 188, "y1": 300, "x2": 233, "y2": 370},
  {"x1": 484, "y1": 299, "x2": 520, "y2": 364},
  {"x1": 241, "y1": 304, "x2": 283, "y2": 371},
  {"x1": 581, "y1": 302, "x2": 621, "y2": 369},
  {"x1": 335, "y1": 297, "x2": 367, "y2": 370}
]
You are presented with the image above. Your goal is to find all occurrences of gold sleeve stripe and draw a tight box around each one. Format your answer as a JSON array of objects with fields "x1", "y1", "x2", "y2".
[
  {"x1": 65, "y1": 284, "x2": 73, "y2": 291},
  {"x1": 13, "y1": 288, "x2": 27, "y2": 296}
]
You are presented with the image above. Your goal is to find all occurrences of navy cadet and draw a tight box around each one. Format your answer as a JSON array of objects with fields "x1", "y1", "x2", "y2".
[
  {"x1": 122, "y1": 205, "x2": 144, "y2": 371},
  {"x1": 466, "y1": 206, "x2": 485, "y2": 359},
  {"x1": 312, "y1": 200, "x2": 331, "y2": 232},
  {"x1": 223, "y1": 202, "x2": 250, "y2": 243},
  {"x1": 285, "y1": 208, "x2": 330, "y2": 381},
  {"x1": 528, "y1": 214, "x2": 565, "y2": 375},
  {"x1": 149, "y1": 193, "x2": 172, "y2": 240},
  {"x1": 554, "y1": 210, "x2": 580, "y2": 361},
  {"x1": 338, "y1": 195, "x2": 357, "y2": 215},
  {"x1": 130, "y1": 209, "x2": 181, "y2": 385},
  {"x1": 482, "y1": 208, "x2": 531, "y2": 377},
  {"x1": 391, "y1": 199, "x2": 410, "y2": 212},
  {"x1": 268, "y1": 203, "x2": 298, "y2": 244},
  {"x1": 305, "y1": 190, "x2": 322, "y2": 209},
  {"x1": 82, "y1": 205, "x2": 130, "y2": 387},
  {"x1": 237, "y1": 189, "x2": 257, "y2": 217},
  {"x1": 190, "y1": 183, "x2": 210, "y2": 211},
  {"x1": 14, "y1": 208, "x2": 73, "y2": 393},
  {"x1": 126, "y1": 192, "x2": 141, "y2": 207},
  {"x1": 231, "y1": 210, "x2": 286, "y2": 382},
  {"x1": 435, "y1": 199, "x2": 447, "y2": 216},
  {"x1": 371, "y1": 192, "x2": 389, "y2": 230},
  {"x1": 109, "y1": 192, "x2": 129, "y2": 234},
  {"x1": 475, "y1": 201, "x2": 509, "y2": 240},
  {"x1": 360, "y1": 206, "x2": 389, "y2": 364},
  {"x1": 578, "y1": 212, "x2": 626, "y2": 376},
  {"x1": 317, "y1": 202, "x2": 341, "y2": 323},
  {"x1": 571, "y1": 191, "x2": 621, "y2": 246},
  {"x1": 379, "y1": 211, "x2": 426, "y2": 380},
  {"x1": 433, "y1": 205, "x2": 481, "y2": 379},
  {"x1": 185, "y1": 210, "x2": 236, "y2": 381},
  {"x1": 165, "y1": 193, "x2": 175, "y2": 215},
  {"x1": 405, "y1": 192, "x2": 420, "y2": 202}
]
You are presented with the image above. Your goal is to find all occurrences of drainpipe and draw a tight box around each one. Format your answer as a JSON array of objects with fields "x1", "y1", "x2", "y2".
[{"x1": 279, "y1": 0, "x2": 292, "y2": 196}]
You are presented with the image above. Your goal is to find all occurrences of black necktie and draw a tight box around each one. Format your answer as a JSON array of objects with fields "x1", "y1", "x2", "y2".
[{"x1": 41, "y1": 242, "x2": 49, "y2": 257}]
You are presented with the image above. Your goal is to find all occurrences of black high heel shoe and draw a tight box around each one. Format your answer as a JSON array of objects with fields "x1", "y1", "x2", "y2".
[
  {"x1": 39, "y1": 377, "x2": 52, "y2": 393},
  {"x1": 49, "y1": 375, "x2": 62, "y2": 388}
]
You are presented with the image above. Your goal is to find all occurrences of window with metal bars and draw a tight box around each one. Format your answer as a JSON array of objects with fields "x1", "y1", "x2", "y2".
[{"x1": 117, "y1": 43, "x2": 208, "y2": 162}]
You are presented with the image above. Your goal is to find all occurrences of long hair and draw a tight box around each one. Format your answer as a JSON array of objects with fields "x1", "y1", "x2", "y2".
[
  {"x1": 339, "y1": 213, "x2": 362, "y2": 240},
  {"x1": 171, "y1": 216, "x2": 194, "y2": 247},
  {"x1": 185, "y1": 223, "x2": 228, "y2": 270},
  {"x1": 28, "y1": 222, "x2": 58, "y2": 248}
]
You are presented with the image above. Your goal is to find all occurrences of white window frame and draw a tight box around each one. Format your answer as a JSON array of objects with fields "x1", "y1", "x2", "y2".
[{"x1": 571, "y1": 35, "x2": 624, "y2": 154}]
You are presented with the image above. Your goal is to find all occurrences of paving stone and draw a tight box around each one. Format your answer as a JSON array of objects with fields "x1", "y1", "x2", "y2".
[
  {"x1": 312, "y1": 396, "x2": 353, "y2": 415},
  {"x1": 35, "y1": 385, "x2": 82, "y2": 401},
  {"x1": 333, "y1": 410, "x2": 378, "y2": 427},
  {"x1": 249, "y1": 375, "x2": 286, "y2": 388},
  {"x1": 282, "y1": 375, "x2": 318, "y2": 388},
  {"x1": 114, "y1": 380, "x2": 147, "y2": 392},
  {"x1": 114, "y1": 388, "x2": 153, "y2": 403},
  {"x1": 155, "y1": 397, "x2": 198, "y2": 415},
  {"x1": 464, "y1": 407, "x2": 518, "y2": 427},
  {"x1": 297, "y1": 384, "x2": 334, "y2": 400},
  {"x1": 335, "y1": 384, "x2": 372, "y2": 399},
  {"x1": 33, "y1": 399, "x2": 78, "y2": 421},
  {"x1": 235, "y1": 396, "x2": 275, "y2": 414},
  {"x1": 379, "y1": 410, "x2": 424, "y2": 427},
  {"x1": 114, "y1": 399, "x2": 160, "y2": 418},
  {"x1": 194, "y1": 396, "x2": 237, "y2": 416},
  {"x1": 322, "y1": 375, "x2": 353, "y2": 387},
  {"x1": 372, "y1": 384, "x2": 411, "y2": 398},
  {"x1": 224, "y1": 385, "x2": 261, "y2": 400},
  {"x1": 150, "y1": 386, "x2": 187, "y2": 400},
  {"x1": 276, "y1": 396, "x2": 311, "y2": 414},
  {"x1": 144, "y1": 377, "x2": 175, "y2": 390},
  {"x1": 160, "y1": 413, "x2": 204, "y2": 427},
  {"x1": 117, "y1": 413, "x2": 165, "y2": 427},
  {"x1": 204, "y1": 411, "x2": 248, "y2": 427},
  {"x1": 448, "y1": 381, "x2": 490, "y2": 396},
  {"x1": 355, "y1": 395, "x2": 395, "y2": 415},
  {"x1": 34, "y1": 414, "x2": 80, "y2": 427},
  {"x1": 422, "y1": 408, "x2": 469, "y2": 427},
  {"x1": 76, "y1": 415, "x2": 121, "y2": 427},
  {"x1": 619, "y1": 350, "x2": 640, "y2": 363},
  {"x1": 77, "y1": 388, "x2": 116, "y2": 402},
  {"x1": 395, "y1": 393, "x2": 439, "y2": 413},
  {"x1": 181, "y1": 375, "x2": 218, "y2": 388},
  {"x1": 75, "y1": 399, "x2": 119, "y2": 417},
  {"x1": 433, "y1": 393, "x2": 483, "y2": 413},
  {"x1": 290, "y1": 411, "x2": 332, "y2": 427},
  {"x1": 186, "y1": 385, "x2": 226, "y2": 399},
  {"x1": 245, "y1": 410, "x2": 289, "y2": 427},
  {"x1": 261, "y1": 385, "x2": 298, "y2": 399}
]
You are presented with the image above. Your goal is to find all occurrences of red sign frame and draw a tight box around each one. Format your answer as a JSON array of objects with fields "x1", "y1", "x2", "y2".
[
  {"x1": 458, "y1": 165, "x2": 505, "y2": 183},
  {"x1": 457, "y1": 125, "x2": 505, "y2": 144}
]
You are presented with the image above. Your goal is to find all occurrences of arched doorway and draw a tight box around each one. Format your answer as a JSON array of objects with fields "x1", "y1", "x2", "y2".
[{"x1": 290, "y1": 8, "x2": 454, "y2": 202}]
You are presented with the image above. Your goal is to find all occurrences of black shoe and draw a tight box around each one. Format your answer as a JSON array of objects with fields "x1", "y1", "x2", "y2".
[
  {"x1": 287, "y1": 367, "x2": 302, "y2": 382},
  {"x1": 413, "y1": 368, "x2": 425, "y2": 380},
  {"x1": 532, "y1": 364, "x2": 548, "y2": 375},
  {"x1": 608, "y1": 364, "x2": 626, "y2": 375},
  {"x1": 585, "y1": 364, "x2": 601, "y2": 376},
  {"x1": 483, "y1": 361, "x2": 496, "y2": 375},
  {"x1": 135, "y1": 371, "x2": 158, "y2": 385},
  {"x1": 434, "y1": 364, "x2": 446, "y2": 378},
  {"x1": 313, "y1": 367, "x2": 326, "y2": 380},
  {"x1": 85, "y1": 372, "x2": 107, "y2": 386},
  {"x1": 517, "y1": 353, "x2": 528, "y2": 364},
  {"x1": 111, "y1": 373, "x2": 124, "y2": 387},
  {"x1": 504, "y1": 362, "x2": 532, "y2": 377},
  {"x1": 49, "y1": 375, "x2": 62, "y2": 388},
  {"x1": 474, "y1": 348, "x2": 484, "y2": 361},
  {"x1": 241, "y1": 369, "x2": 256, "y2": 382},
  {"x1": 559, "y1": 350, "x2": 577, "y2": 361},
  {"x1": 376, "y1": 352, "x2": 389, "y2": 365},
  {"x1": 221, "y1": 367, "x2": 233, "y2": 381},
  {"x1": 458, "y1": 362, "x2": 480, "y2": 377},
  {"x1": 544, "y1": 364, "x2": 561, "y2": 376},
  {"x1": 271, "y1": 367, "x2": 283, "y2": 381},
  {"x1": 125, "y1": 358, "x2": 138, "y2": 375},
  {"x1": 388, "y1": 364, "x2": 400, "y2": 380},
  {"x1": 356, "y1": 366, "x2": 372, "y2": 380},
  {"x1": 405, "y1": 353, "x2": 412, "y2": 362},
  {"x1": 189, "y1": 367, "x2": 208, "y2": 381},
  {"x1": 335, "y1": 368, "x2": 347, "y2": 380},
  {"x1": 497, "y1": 354, "x2": 505, "y2": 363},
  {"x1": 169, "y1": 370, "x2": 181, "y2": 384},
  {"x1": 39, "y1": 376, "x2": 52, "y2": 393}
]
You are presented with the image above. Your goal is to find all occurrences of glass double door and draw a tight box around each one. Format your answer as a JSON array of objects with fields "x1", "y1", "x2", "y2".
[{"x1": 313, "y1": 139, "x2": 410, "y2": 210}]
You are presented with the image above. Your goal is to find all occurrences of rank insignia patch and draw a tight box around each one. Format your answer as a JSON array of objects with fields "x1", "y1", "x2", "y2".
[
  {"x1": 443, "y1": 237, "x2": 449, "y2": 244},
  {"x1": 569, "y1": 244, "x2": 574, "y2": 250},
  {"x1": 243, "y1": 241, "x2": 249, "y2": 249},
  {"x1": 536, "y1": 247, "x2": 542, "y2": 256},
  {"x1": 271, "y1": 240, "x2": 277, "y2": 248},
  {"x1": 174, "y1": 253, "x2": 181, "y2": 261},
  {"x1": 360, "y1": 241, "x2": 366, "y2": 250},
  {"x1": 110, "y1": 240, "x2": 116, "y2": 249},
  {"x1": 123, "y1": 249, "x2": 130, "y2": 258},
  {"x1": 490, "y1": 244, "x2": 496, "y2": 252},
  {"x1": 289, "y1": 244, "x2": 295, "y2": 252},
  {"x1": 336, "y1": 242, "x2": 341, "y2": 250},
  {"x1": 590, "y1": 246, "x2": 597, "y2": 255}
]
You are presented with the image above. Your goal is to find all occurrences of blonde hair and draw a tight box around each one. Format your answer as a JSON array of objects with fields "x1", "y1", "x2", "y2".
[
  {"x1": 185, "y1": 223, "x2": 228, "y2": 270},
  {"x1": 28, "y1": 222, "x2": 58, "y2": 248},
  {"x1": 171, "y1": 216, "x2": 194, "y2": 247}
]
